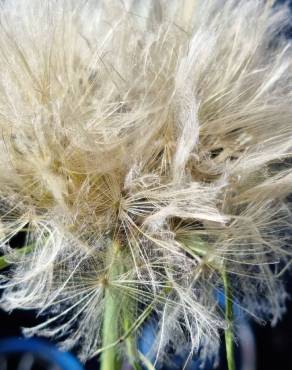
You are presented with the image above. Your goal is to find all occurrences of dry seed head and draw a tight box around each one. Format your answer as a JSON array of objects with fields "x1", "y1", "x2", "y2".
[{"x1": 0, "y1": 0, "x2": 291, "y2": 365}]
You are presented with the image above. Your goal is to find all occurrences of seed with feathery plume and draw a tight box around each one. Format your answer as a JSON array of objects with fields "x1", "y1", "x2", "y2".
[{"x1": 0, "y1": 1, "x2": 291, "y2": 369}]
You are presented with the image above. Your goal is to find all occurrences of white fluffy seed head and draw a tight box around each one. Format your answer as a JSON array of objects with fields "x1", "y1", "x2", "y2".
[{"x1": 0, "y1": 0, "x2": 291, "y2": 366}]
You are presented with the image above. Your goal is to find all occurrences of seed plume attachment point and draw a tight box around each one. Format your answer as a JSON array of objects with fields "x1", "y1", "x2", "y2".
[{"x1": 0, "y1": 1, "x2": 291, "y2": 369}]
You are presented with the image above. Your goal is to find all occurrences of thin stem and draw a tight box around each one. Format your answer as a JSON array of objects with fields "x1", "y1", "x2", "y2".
[
  {"x1": 222, "y1": 270, "x2": 236, "y2": 370},
  {"x1": 138, "y1": 351, "x2": 156, "y2": 370},
  {"x1": 180, "y1": 237, "x2": 236, "y2": 370},
  {"x1": 123, "y1": 312, "x2": 142, "y2": 370},
  {"x1": 95, "y1": 284, "x2": 172, "y2": 359},
  {"x1": 100, "y1": 240, "x2": 122, "y2": 370},
  {"x1": 95, "y1": 283, "x2": 156, "y2": 357},
  {"x1": 0, "y1": 244, "x2": 34, "y2": 270}
]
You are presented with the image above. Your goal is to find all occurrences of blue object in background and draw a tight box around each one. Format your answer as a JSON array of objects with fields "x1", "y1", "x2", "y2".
[
  {"x1": 138, "y1": 290, "x2": 255, "y2": 370},
  {"x1": 138, "y1": 320, "x2": 216, "y2": 370},
  {"x1": 0, "y1": 337, "x2": 83, "y2": 370}
]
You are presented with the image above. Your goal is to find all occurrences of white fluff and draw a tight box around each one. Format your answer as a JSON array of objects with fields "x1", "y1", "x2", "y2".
[{"x1": 0, "y1": 0, "x2": 291, "y2": 367}]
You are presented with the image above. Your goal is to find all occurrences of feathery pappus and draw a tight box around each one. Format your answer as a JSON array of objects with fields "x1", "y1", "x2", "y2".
[{"x1": 0, "y1": 0, "x2": 291, "y2": 368}]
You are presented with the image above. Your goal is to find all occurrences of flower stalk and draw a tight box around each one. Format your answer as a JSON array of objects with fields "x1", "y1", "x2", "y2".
[
  {"x1": 123, "y1": 312, "x2": 142, "y2": 370},
  {"x1": 100, "y1": 240, "x2": 122, "y2": 370},
  {"x1": 222, "y1": 270, "x2": 236, "y2": 370}
]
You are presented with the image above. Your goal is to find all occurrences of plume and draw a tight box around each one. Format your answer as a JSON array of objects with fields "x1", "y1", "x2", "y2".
[{"x1": 0, "y1": 0, "x2": 291, "y2": 367}]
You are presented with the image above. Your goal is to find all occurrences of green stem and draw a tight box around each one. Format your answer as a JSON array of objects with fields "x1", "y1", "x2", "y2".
[
  {"x1": 123, "y1": 313, "x2": 142, "y2": 370},
  {"x1": 222, "y1": 270, "x2": 236, "y2": 370},
  {"x1": 0, "y1": 244, "x2": 34, "y2": 270},
  {"x1": 138, "y1": 351, "x2": 156, "y2": 370},
  {"x1": 100, "y1": 240, "x2": 122, "y2": 370},
  {"x1": 95, "y1": 294, "x2": 158, "y2": 357},
  {"x1": 180, "y1": 236, "x2": 236, "y2": 370}
]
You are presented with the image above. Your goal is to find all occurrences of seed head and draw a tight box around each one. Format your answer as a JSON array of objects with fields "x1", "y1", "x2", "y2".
[{"x1": 0, "y1": 0, "x2": 291, "y2": 366}]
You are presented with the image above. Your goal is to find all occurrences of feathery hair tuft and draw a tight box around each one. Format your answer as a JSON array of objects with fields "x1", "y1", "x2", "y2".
[{"x1": 0, "y1": 0, "x2": 292, "y2": 367}]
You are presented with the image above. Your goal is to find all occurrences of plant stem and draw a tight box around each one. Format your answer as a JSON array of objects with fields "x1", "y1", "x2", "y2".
[
  {"x1": 100, "y1": 285, "x2": 121, "y2": 370},
  {"x1": 0, "y1": 244, "x2": 34, "y2": 270},
  {"x1": 123, "y1": 313, "x2": 142, "y2": 370},
  {"x1": 180, "y1": 237, "x2": 236, "y2": 370},
  {"x1": 222, "y1": 270, "x2": 236, "y2": 370},
  {"x1": 100, "y1": 240, "x2": 122, "y2": 370}
]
